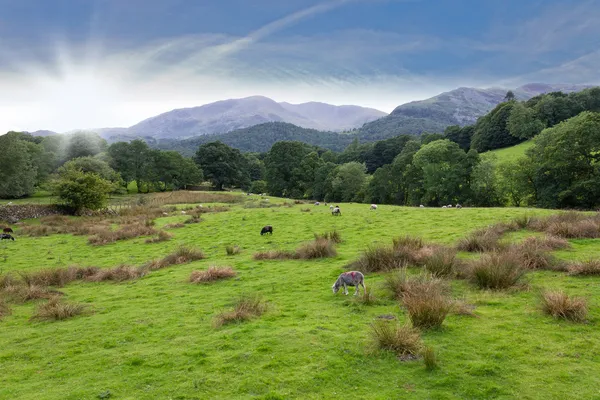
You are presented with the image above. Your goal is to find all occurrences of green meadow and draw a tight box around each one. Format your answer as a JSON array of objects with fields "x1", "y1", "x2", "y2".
[{"x1": 2, "y1": 195, "x2": 600, "y2": 399}]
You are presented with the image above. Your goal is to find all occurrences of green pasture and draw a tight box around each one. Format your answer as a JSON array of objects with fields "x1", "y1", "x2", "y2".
[{"x1": 1, "y1": 197, "x2": 600, "y2": 399}]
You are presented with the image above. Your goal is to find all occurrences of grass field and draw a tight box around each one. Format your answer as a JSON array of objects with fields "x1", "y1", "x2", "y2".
[
  {"x1": 486, "y1": 140, "x2": 534, "y2": 163},
  {"x1": 2, "y1": 195, "x2": 600, "y2": 399}
]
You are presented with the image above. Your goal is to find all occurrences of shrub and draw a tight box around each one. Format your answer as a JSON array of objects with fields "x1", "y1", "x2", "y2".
[
  {"x1": 145, "y1": 231, "x2": 172, "y2": 243},
  {"x1": 85, "y1": 265, "x2": 146, "y2": 282},
  {"x1": 512, "y1": 241, "x2": 563, "y2": 271},
  {"x1": 384, "y1": 269, "x2": 449, "y2": 300},
  {"x1": 296, "y1": 238, "x2": 337, "y2": 259},
  {"x1": 314, "y1": 230, "x2": 342, "y2": 244},
  {"x1": 184, "y1": 215, "x2": 202, "y2": 224},
  {"x1": 541, "y1": 290, "x2": 587, "y2": 322},
  {"x1": 144, "y1": 246, "x2": 205, "y2": 270},
  {"x1": 423, "y1": 249, "x2": 460, "y2": 277},
  {"x1": 225, "y1": 245, "x2": 241, "y2": 256},
  {"x1": 512, "y1": 214, "x2": 535, "y2": 229},
  {"x1": 422, "y1": 346, "x2": 437, "y2": 370},
  {"x1": 190, "y1": 267, "x2": 236, "y2": 283},
  {"x1": 214, "y1": 295, "x2": 268, "y2": 327},
  {"x1": 521, "y1": 235, "x2": 570, "y2": 250},
  {"x1": 369, "y1": 321, "x2": 422, "y2": 358},
  {"x1": 567, "y1": 259, "x2": 600, "y2": 276},
  {"x1": 457, "y1": 228, "x2": 504, "y2": 252},
  {"x1": 468, "y1": 251, "x2": 526, "y2": 290},
  {"x1": 53, "y1": 168, "x2": 114, "y2": 211},
  {"x1": 31, "y1": 297, "x2": 89, "y2": 321},
  {"x1": 403, "y1": 291, "x2": 452, "y2": 329},
  {"x1": 349, "y1": 245, "x2": 403, "y2": 273}
]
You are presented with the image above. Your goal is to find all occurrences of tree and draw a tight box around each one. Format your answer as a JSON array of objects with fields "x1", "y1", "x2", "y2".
[
  {"x1": 471, "y1": 102, "x2": 524, "y2": 152},
  {"x1": 469, "y1": 155, "x2": 501, "y2": 206},
  {"x1": 0, "y1": 133, "x2": 38, "y2": 198},
  {"x1": 507, "y1": 102, "x2": 545, "y2": 139},
  {"x1": 363, "y1": 135, "x2": 412, "y2": 173},
  {"x1": 194, "y1": 141, "x2": 249, "y2": 190},
  {"x1": 504, "y1": 90, "x2": 515, "y2": 102},
  {"x1": 368, "y1": 165, "x2": 394, "y2": 204},
  {"x1": 53, "y1": 168, "x2": 113, "y2": 211},
  {"x1": 389, "y1": 141, "x2": 422, "y2": 205},
  {"x1": 265, "y1": 141, "x2": 313, "y2": 197},
  {"x1": 413, "y1": 140, "x2": 470, "y2": 206},
  {"x1": 244, "y1": 154, "x2": 266, "y2": 182},
  {"x1": 151, "y1": 151, "x2": 203, "y2": 190},
  {"x1": 250, "y1": 180, "x2": 267, "y2": 194},
  {"x1": 64, "y1": 131, "x2": 107, "y2": 162},
  {"x1": 107, "y1": 140, "x2": 154, "y2": 192},
  {"x1": 329, "y1": 162, "x2": 368, "y2": 202},
  {"x1": 60, "y1": 157, "x2": 122, "y2": 184},
  {"x1": 444, "y1": 125, "x2": 474, "y2": 151},
  {"x1": 528, "y1": 111, "x2": 600, "y2": 209},
  {"x1": 312, "y1": 162, "x2": 337, "y2": 201},
  {"x1": 497, "y1": 159, "x2": 535, "y2": 207}
]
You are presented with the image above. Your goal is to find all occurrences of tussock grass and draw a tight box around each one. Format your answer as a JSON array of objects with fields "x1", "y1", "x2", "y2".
[
  {"x1": 295, "y1": 238, "x2": 337, "y2": 259},
  {"x1": 369, "y1": 321, "x2": 422, "y2": 358},
  {"x1": 88, "y1": 223, "x2": 157, "y2": 245},
  {"x1": 144, "y1": 246, "x2": 205, "y2": 270},
  {"x1": 423, "y1": 248, "x2": 460, "y2": 277},
  {"x1": 0, "y1": 273, "x2": 19, "y2": 289},
  {"x1": 0, "y1": 298, "x2": 11, "y2": 319},
  {"x1": 3, "y1": 284, "x2": 63, "y2": 303},
  {"x1": 184, "y1": 215, "x2": 203, "y2": 224},
  {"x1": 541, "y1": 290, "x2": 588, "y2": 322},
  {"x1": 384, "y1": 269, "x2": 449, "y2": 300},
  {"x1": 85, "y1": 265, "x2": 146, "y2": 282},
  {"x1": 403, "y1": 290, "x2": 452, "y2": 329},
  {"x1": 511, "y1": 241, "x2": 564, "y2": 271},
  {"x1": 468, "y1": 251, "x2": 526, "y2": 290},
  {"x1": 451, "y1": 300, "x2": 478, "y2": 317},
  {"x1": 521, "y1": 235, "x2": 570, "y2": 251},
  {"x1": 525, "y1": 212, "x2": 600, "y2": 239},
  {"x1": 253, "y1": 250, "x2": 297, "y2": 260},
  {"x1": 30, "y1": 297, "x2": 89, "y2": 321},
  {"x1": 457, "y1": 228, "x2": 505, "y2": 252},
  {"x1": 214, "y1": 295, "x2": 268, "y2": 327},
  {"x1": 190, "y1": 267, "x2": 236, "y2": 283},
  {"x1": 567, "y1": 259, "x2": 600, "y2": 276},
  {"x1": 300, "y1": 208, "x2": 311, "y2": 213},
  {"x1": 314, "y1": 230, "x2": 342, "y2": 243},
  {"x1": 145, "y1": 231, "x2": 173, "y2": 243},
  {"x1": 354, "y1": 287, "x2": 377, "y2": 305},
  {"x1": 225, "y1": 245, "x2": 241, "y2": 255},
  {"x1": 422, "y1": 346, "x2": 438, "y2": 370},
  {"x1": 163, "y1": 223, "x2": 185, "y2": 229},
  {"x1": 349, "y1": 245, "x2": 404, "y2": 273},
  {"x1": 19, "y1": 266, "x2": 99, "y2": 287}
]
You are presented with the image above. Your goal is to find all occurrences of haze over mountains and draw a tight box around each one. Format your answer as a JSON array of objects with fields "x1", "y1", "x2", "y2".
[{"x1": 30, "y1": 83, "x2": 594, "y2": 145}]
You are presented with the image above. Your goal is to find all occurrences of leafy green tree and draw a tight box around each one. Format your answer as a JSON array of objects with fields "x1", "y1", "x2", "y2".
[
  {"x1": 293, "y1": 151, "x2": 324, "y2": 198},
  {"x1": 533, "y1": 93, "x2": 581, "y2": 128},
  {"x1": 265, "y1": 141, "x2": 313, "y2": 197},
  {"x1": 368, "y1": 165, "x2": 394, "y2": 204},
  {"x1": 420, "y1": 133, "x2": 445, "y2": 145},
  {"x1": 528, "y1": 111, "x2": 600, "y2": 209},
  {"x1": 329, "y1": 162, "x2": 368, "y2": 202},
  {"x1": 444, "y1": 125, "x2": 474, "y2": 151},
  {"x1": 497, "y1": 159, "x2": 535, "y2": 207},
  {"x1": 413, "y1": 139, "x2": 470, "y2": 206},
  {"x1": 53, "y1": 168, "x2": 113, "y2": 211},
  {"x1": 0, "y1": 133, "x2": 38, "y2": 198},
  {"x1": 363, "y1": 135, "x2": 412, "y2": 173},
  {"x1": 244, "y1": 154, "x2": 266, "y2": 182},
  {"x1": 61, "y1": 157, "x2": 122, "y2": 183},
  {"x1": 389, "y1": 141, "x2": 422, "y2": 205},
  {"x1": 312, "y1": 162, "x2": 337, "y2": 201},
  {"x1": 151, "y1": 151, "x2": 203, "y2": 190},
  {"x1": 107, "y1": 140, "x2": 154, "y2": 192},
  {"x1": 471, "y1": 102, "x2": 524, "y2": 152},
  {"x1": 194, "y1": 141, "x2": 249, "y2": 190},
  {"x1": 64, "y1": 131, "x2": 107, "y2": 162},
  {"x1": 507, "y1": 102, "x2": 545, "y2": 139},
  {"x1": 250, "y1": 180, "x2": 267, "y2": 194},
  {"x1": 504, "y1": 90, "x2": 515, "y2": 102},
  {"x1": 469, "y1": 155, "x2": 501, "y2": 206}
]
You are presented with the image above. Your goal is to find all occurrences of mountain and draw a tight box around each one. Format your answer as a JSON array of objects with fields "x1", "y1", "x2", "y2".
[
  {"x1": 358, "y1": 83, "x2": 594, "y2": 140},
  {"x1": 29, "y1": 130, "x2": 59, "y2": 137},
  {"x1": 124, "y1": 96, "x2": 386, "y2": 140},
  {"x1": 154, "y1": 122, "x2": 355, "y2": 156}
]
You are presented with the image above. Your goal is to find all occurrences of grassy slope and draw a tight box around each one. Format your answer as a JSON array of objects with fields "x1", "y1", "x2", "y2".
[
  {"x1": 2, "y1": 199, "x2": 600, "y2": 399},
  {"x1": 486, "y1": 140, "x2": 534, "y2": 163}
]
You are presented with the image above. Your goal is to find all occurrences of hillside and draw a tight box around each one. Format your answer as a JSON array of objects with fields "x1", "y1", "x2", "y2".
[
  {"x1": 154, "y1": 122, "x2": 355, "y2": 156},
  {"x1": 358, "y1": 83, "x2": 593, "y2": 140},
  {"x1": 485, "y1": 140, "x2": 535, "y2": 163}
]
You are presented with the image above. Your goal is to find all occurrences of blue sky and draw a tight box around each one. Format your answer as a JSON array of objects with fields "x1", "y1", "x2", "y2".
[{"x1": 0, "y1": 0, "x2": 598, "y2": 132}]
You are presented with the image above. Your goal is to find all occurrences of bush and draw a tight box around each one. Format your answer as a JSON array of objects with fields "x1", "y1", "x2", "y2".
[
  {"x1": 422, "y1": 346, "x2": 438, "y2": 370},
  {"x1": 31, "y1": 297, "x2": 89, "y2": 321},
  {"x1": 214, "y1": 295, "x2": 268, "y2": 327},
  {"x1": 349, "y1": 245, "x2": 403, "y2": 273},
  {"x1": 225, "y1": 245, "x2": 241, "y2": 256},
  {"x1": 190, "y1": 267, "x2": 237, "y2": 283},
  {"x1": 468, "y1": 251, "x2": 526, "y2": 290},
  {"x1": 541, "y1": 290, "x2": 587, "y2": 322},
  {"x1": 457, "y1": 228, "x2": 504, "y2": 252},
  {"x1": 403, "y1": 291, "x2": 452, "y2": 329},
  {"x1": 53, "y1": 168, "x2": 114, "y2": 211},
  {"x1": 423, "y1": 249, "x2": 460, "y2": 277},
  {"x1": 296, "y1": 238, "x2": 337, "y2": 259},
  {"x1": 568, "y1": 259, "x2": 600, "y2": 276},
  {"x1": 369, "y1": 321, "x2": 422, "y2": 359},
  {"x1": 253, "y1": 250, "x2": 297, "y2": 260}
]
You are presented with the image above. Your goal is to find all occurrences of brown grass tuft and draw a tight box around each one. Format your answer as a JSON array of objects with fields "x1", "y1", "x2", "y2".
[
  {"x1": 0, "y1": 298, "x2": 11, "y2": 319},
  {"x1": 30, "y1": 297, "x2": 89, "y2": 321},
  {"x1": 541, "y1": 290, "x2": 588, "y2": 322},
  {"x1": 3, "y1": 284, "x2": 63, "y2": 303},
  {"x1": 225, "y1": 245, "x2": 241, "y2": 256},
  {"x1": 85, "y1": 265, "x2": 146, "y2": 282},
  {"x1": 457, "y1": 228, "x2": 505, "y2": 252},
  {"x1": 384, "y1": 269, "x2": 449, "y2": 300},
  {"x1": 567, "y1": 259, "x2": 600, "y2": 276},
  {"x1": 521, "y1": 235, "x2": 570, "y2": 251},
  {"x1": 468, "y1": 251, "x2": 526, "y2": 290},
  {"x1": 145, "y1": 230, "x2": 173, "y2": 243},
  {"x1": 253, "y1": 250, "x2": 297, "y2": 260},
  {"x1": 214, "y1": 295, "x2": 268, "y2": 327},
  {"x1": 296, "y1": 238, "x2": 337, "y2": 259},
  {"x1": 164, "y1": 223, "x2": 185, "y2": 229},
  {"x1": 144, "y1": 246, "x2": 205, "y2": 270},
  {"x1": 422, "y1": 248, "x2": 461, "y2": 277},
  {"x1": 349, "y1": 245, "x2": 404, "y2": 273},
  {"x1": 369, "y1": 321, "x2": 422, "y2": 358},
  {"x1": 88, "y1": 223, "x2": 157, "y2": 245},
  {"x1": 190, "y1": 267, "x2": 237, "y2": 283},
  {"x1": 511, "y1": 241, "x2": 564, "y2": 271},
  {"x1": 314, "y1": 230, "x2": 342, "y2": 244},
  {"x1": 422, "y1": 346, "x2": 438, "y2": 370}
]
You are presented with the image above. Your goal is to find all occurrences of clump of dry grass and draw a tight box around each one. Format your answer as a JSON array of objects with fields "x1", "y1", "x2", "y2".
[
  {"x1": 511, "y1": 241, "x2": 564, "y2": 271},
  {"x1": 422, "y1": 346, "x2": 438, "y2": 370},
  {"x1": 0, "y1": 298, "x2": 11, "y2": 319},
  {"x1": 521, "y1": 235, "x2": 570, "y2": 251},
  {"x1": 225, "y1": 245, "x2": 241, "y2": 256},
  {"x1": 88, "y1": 223, "x2": 157, "y2": 245},
  {"x1": 296, "y1": 238, "x2": 337, "y2": 259},
  {"x1": 144, "y1": 246, "x2": 205, "y2": 270},
  {"x1": 190, "y1": 267, "x2": 237, "y2": 283},
  {"x1": 525, "y1": 212, "x2": 600, "y2": 239},
  {"x1": 30, "y1": 297, "x2": 89, "y2": 321},
  {"x1": 163, "y1": 223, "x2": 185, "y2": 229},
  {"x1": 457, "y1": 228, "x2": 505, "y2": 252},
  {"x1": 253, "y1": 250, "x2": 297, "y2": 260},
  {"x1": 19, "y1": 266, "x2": 100, "y2": 288},
  {"x1": 451, "y1": 300, "x2": 478, "y2": 317},
  {"x1": 3, "y1": 284, "x2": 63, "y2": 303},
  {"x1": 314, "y1": 230, "x2": 342, "y2": 244},
  {"x1": 468, "y1": 251, "x2": 526, "y2": 290},
  {"x1": 567, "y1": 259, "x2": 600, "y2": 276},
  {"x1": 403, "y1": 290, "x2": 452, "y2": 329},
  {"x1": 145, "y1": 230, "x2": 173, "y2": 243},
  {"x1": 184, "y1": 215, "x2": 203, "y2": 224},
  {"x1": 369, "y1": 321, "x2": 422, "y2": 359},
  {"x1": 541, "y1": 290, "x2": 587, "y2": 322},
  {"x1": 423, "y1": 248, "x2": 461, "y2": 277},
  {"x1": 0, "y1": 273, "x2": 19, "y2": 289},
  {"x1": 300, "y1": 208, "x2": 311, "y2": 213},
  {"x1": 214, "y1": 295, "x2": 268, "y2": 327},
  {"x1": 355, "y1": 287, "x2": 377, "y2": 305},
  {"x1": 85, "y1": 265, "x2": 146, "y2": 282},
  {"x1": 384, "y1": 269, "x2": 449, "y2": 300},
  {"x1": 349, "y1": 245, "x2": 404, "y2": 273}
]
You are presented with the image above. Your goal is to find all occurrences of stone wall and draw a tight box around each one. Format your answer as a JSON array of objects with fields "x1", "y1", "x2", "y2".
[{"x1": 0, "y1": 205, "x2": 66, "y2": 223}]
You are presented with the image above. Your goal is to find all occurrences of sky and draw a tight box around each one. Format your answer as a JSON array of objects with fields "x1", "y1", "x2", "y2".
[{"x1": 0, "y1": 0, "x2": 599, "y2": 133}]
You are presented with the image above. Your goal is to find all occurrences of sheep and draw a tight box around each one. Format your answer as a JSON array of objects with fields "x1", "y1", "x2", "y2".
[
  {"x1": 420, "y1": 205, "x2": 424, "y2": 208},
  {"x1": 332, "y1": 206, "x2": 341, "y2": 216},
  {"x1": 456, "y1": 204, "x2": 462, "y2": 209},
  {"x1": 3, "y1": 227, "x2": 14, "y2": 234},
  {"x1": 314, "y1": 202, "x2": 320, "y2": 206},
  {"x1": 332, "y1": 271, "x2": 366, "y2": 296},
  {"x1": 0, "y1": 233, "x2": 15, "y2": 241},
  {"x1": 260, "y1": 225, "x2": 273, "y2": 235},
  {"x1": 370, "y1": 204, "x2": 377, "y2": 210}
]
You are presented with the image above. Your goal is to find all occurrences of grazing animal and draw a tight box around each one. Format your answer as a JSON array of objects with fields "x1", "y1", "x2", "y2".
[
  {"x1": 420, "y1": 205, "x2": 424, "y2": 208},
  {"x1": 329, "y1": 205, "x2": 334, "y2": 210},
  {"x1": 332, "y1": 206, "x2": 341, "y2": 216},
  {"x1": 442, "y1": 206, "x2": 447, "y2": 208},
  {"x1": 332, "y1": 271, "x2": 366, "y2": 296},
  {"x1": 0, "y1": 233, "x2": 14, "y2": 241},
  {"x1": 447, "y1": 204, "x2": 453, "y2": 208},
  {"x1": 260, "y1": 225, "x2": 273, "y2": 235},
  {"x1": 370, "y1": 204, "x2": 377, "y2": 210},
  {"x1": 456, "y1": 204, "x2": 462, "y2": 209},
  {"x1": 314, "y1": 202, "x2": 320, "y2": 206},
  {"x1": 3, "y1": 227, "x2": 13, "y2": 234}
]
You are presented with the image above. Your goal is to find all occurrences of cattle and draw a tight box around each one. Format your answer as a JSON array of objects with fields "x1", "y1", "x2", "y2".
[
  {"x1": 260, "y1": 225, "x2": 273, "y2": 235},
  {"x1": 2, "y1": 227, "x2": 13, "y2": 234},
  {"x1": 370, "y1": 204, "x2": 377, "y2": 210},
  {"x1": 0, "y1": 233, "x2": 14, "y2": 241},
  {"x1": 332, "y1": 206, "x2": 341, "y2": 216},
  {"x1": 332, "y1": 271, "x2": 366, "y2": 296}
]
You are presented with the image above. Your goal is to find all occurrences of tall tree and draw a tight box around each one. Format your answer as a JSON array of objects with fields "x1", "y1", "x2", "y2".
[
  {"x1": 507, "y1": 102, "x2": 545, "y2": 139},
  {"x1": 265, "y1": 141, "x2": 313, "y2": 197},
  {"x1": 64, "y1": 131, "x2": 107, "y2": 162},
  {"x1": 0, "y1": 133, "x2": 38, "y2": 198},
  {"x1": 194, "y1": 141, "x2": 249, "y2": 190},
  {"x1": 107, "y1": 140, "x2": 154, "y2": 192},
  {"x1": 471, "y1": 102, "x2": 524, "y2": 152}
]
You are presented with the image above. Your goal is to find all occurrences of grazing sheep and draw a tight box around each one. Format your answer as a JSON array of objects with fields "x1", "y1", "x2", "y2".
[
  {"x1": 0, "y1": 233, "x2": 14, "y2": 241},
  {"x1": 3, "y1": 227, "x2": 13, "y2": 234},
  {"x1": 314, "y1": 202, "x2": 320, "y2": 206},
  {"x1": 181, "y1": 211, "x2": 187, "y2": 214},
  {"x1": 442, "y1": 206, "x2": 447, "y2": 208},
  {"x1": 260, "y1": 225, "x2": 273, "y2": 235},
  {"x1": 332, "y1": 271, "x2": 366, "y2": 296},
  {"x1": 420, "y1": 205, "x2": 424, "y2": 208},
  {"x1": 329, "y1": 205, "x2": 334, "y2": 210},
  {"x1": 447, "y1": 204, "x2": 453, "y2": 208},
  {"x1": 370, "y1": 204, "x2": 377, "y2": 210},
  {"x1": 456, "y1": 204, "x2": 462, "y2": 209},
  {"x1": 332, "y1": 206, "x2": 341, "y2": 216}
]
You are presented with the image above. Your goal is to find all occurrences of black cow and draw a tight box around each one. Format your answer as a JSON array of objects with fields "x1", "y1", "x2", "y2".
[
  {"x1": 0, "y1": 233, "x2": 15, "y2": 241},
  {"x1": 260, "y1": 225, "x2": 273, "y2": 235}
]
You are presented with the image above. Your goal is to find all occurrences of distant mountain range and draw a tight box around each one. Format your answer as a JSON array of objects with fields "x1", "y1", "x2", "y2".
[
  {"x1": 29, "y1": 83, "x2": 595, "y2": 149},
  {"x1": 357, "y1": 83, "x2": 593, "y2": 140}
]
